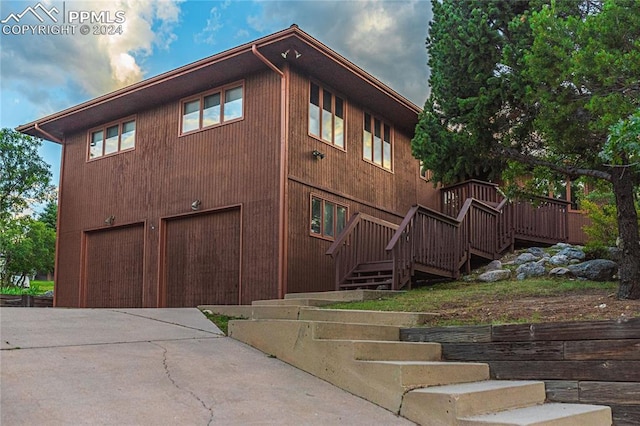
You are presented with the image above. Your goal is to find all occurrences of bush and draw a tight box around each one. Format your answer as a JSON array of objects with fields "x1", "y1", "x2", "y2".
[{"x1": 581, "y1": 189, "x2": 640, "y2": 254}]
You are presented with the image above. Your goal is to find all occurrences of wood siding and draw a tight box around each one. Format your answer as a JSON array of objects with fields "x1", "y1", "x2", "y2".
[
  {"x1": 56, "y1": 71, "x2": 282, "y2": 307},
  {"x1": 285, "y1": 69, "x2": 435, "y2": 294}
]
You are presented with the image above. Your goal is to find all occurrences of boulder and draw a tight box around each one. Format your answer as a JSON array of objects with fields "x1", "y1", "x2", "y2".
[
  {"x1": 515, "y1": 252, "x2": 539, "y2": 265},
  {"x1": 549, "y1": 267, "x2": 571, "y2": 277},
  {"x1": 557, "y1": 246, "x2": 586, "y2": 261},
  {"x1": 516, "y1": 262, "x2": 546, "y2": 280},
  {"x1": 549, "y1": 254, "x2": 568, "y2": 266},
  {"x1": 485, "y1": 260, "x2": 503, "y2": 272},
  {"x1": 527, "y1": 247, "x2": 546, "y2": 257},
  {"x1": 478, "y1": 269, "x2": 511, "y2": 282},
  {"x1": 568, "y1": 259, "x2": 618, "y2": 281}
]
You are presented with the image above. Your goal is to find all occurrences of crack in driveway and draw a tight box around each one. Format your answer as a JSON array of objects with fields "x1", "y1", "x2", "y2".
[{"x1": 151, "y1": 341, "x2": 215, "y2": 426}]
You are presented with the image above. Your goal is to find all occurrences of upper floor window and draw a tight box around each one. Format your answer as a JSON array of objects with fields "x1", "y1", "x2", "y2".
[
  {"x1": 181, "y1": 82, "x2": 244, "y2": 135},
  {"x1": 89, "y1": 119, "x2": 136, "y2": 160},
  {"x1": 310, "y1": 195, "x2": 348, "y2": 240},
  {"x1": 309, "y1": 82, "x2": 344, "y2": 149},
  {"x1": 363, "y1": 113, "x2": 392, "y2": 171}
]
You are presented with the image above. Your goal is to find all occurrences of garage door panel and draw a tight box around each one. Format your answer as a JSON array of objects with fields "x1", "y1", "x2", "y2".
[
  {"x1": 84, "y1": 224, "x2": 144, "y2": 308},
  {"x1": 164, "y1": 208, "x2": 241, "y2": 307}
]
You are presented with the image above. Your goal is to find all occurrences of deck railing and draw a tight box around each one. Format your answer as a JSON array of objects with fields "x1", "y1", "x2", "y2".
[
  {"x1": 326, "y1": 213, "x2": 398, "y2": 291},
  {"x1": 328, "y1": 181, "x2": 572, "y2": 291},
  {"x1": 509, "y1": 196, "x2": 570, "y2": 243},
  {"x1": 440, "y1": 180, "x2": 501, "y2": 217}
]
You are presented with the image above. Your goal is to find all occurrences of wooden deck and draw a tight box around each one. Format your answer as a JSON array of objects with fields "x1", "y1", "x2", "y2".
[{"x1": 328, "y1": 180, "x2": 574, "y2": 291}]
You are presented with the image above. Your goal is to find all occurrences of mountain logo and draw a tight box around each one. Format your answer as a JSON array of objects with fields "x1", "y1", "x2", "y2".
[{"x1": 1, "y1": 2, "x2": 60, "y2": 24}]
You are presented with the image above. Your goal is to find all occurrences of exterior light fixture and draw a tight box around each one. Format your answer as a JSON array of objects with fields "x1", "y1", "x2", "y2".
[
  {"x1": 191, "y1": 200, "x2": 201, "y2": 211},
  {"x1": 312, "y1": 150, "x2": 325, "y2": 160},
  {"x1": 104, "y1": 215, "x2": 115, "y2": 225}
]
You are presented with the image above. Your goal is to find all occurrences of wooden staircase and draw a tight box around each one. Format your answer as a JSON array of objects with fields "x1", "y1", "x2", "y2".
[
  {"x1": 327, "y1": 180, "x2": 571, "y2": 291},
  {"x1": 200, "y1": 291, "x2": 612, "y2": 425},
  {"x1": 340, "y1": 260, "x2": 394, "y2": 290}
]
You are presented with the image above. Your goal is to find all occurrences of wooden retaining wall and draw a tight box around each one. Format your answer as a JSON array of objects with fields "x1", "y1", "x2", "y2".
[
  {"x1": 401, "y1": 318, "x2": 640, "y2": 426},
  {"x1": 0, "y1": 294, "x2": 54, "y2": 307}
]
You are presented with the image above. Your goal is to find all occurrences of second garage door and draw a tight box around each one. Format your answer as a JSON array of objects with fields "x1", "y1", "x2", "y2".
[{"x1": 163, "y1": 207, "x2": 241, "y2": 307}]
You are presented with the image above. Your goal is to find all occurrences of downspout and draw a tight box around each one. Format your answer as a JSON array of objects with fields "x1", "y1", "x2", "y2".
[
  {"x1": 251, "y1": 44, "x2": 289, "y2": 299},
  {"x1": 34, "y1": 122, "x2": 63, "y2": 144}
]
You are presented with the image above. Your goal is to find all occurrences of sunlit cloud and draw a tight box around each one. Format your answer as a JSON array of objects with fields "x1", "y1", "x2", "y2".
[{"x1": 0, "y1": 0, "x2": 185, "y2": 117}]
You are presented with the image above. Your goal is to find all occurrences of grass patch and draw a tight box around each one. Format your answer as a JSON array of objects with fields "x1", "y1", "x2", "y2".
[
  {"x1": 327, "y1": 279, "x2": 616, "y2": 312},
  {"x1": 200, "y1": 310, "x2": 240, "y2": 335},
  {"x1": 1, "y1": 281, "x2": 54, "y2": 295},
  {"x1": 324, "y1": 278, "x2": 625, "y2": 326}
]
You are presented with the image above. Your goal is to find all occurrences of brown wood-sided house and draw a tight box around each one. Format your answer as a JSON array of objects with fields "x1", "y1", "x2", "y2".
[
  {"x1": 17, "y1": 25, "x2": 441, "y2": 307},
  {"x1": 18, "y1": 26, "x2": 587, "y2": 308}
]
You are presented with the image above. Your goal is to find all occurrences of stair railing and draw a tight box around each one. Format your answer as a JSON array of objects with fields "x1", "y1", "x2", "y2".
[
  {"x1": 455, "y1": 198, "x2": 502, "y2": 273},
  {"x1": 326, "y1": 213, "x2": 398, "y2": 291},
  {"x1": 385, "y1": 205, "x2": 461, "y2": 290},
  {"x1": 385, "y1": 199, "x2": 503, "y2": 289}
]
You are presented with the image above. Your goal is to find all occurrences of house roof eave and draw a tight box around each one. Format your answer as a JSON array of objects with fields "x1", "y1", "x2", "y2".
[{"x1": 16, "y1": 25, "x2": 421, "y2": 142}]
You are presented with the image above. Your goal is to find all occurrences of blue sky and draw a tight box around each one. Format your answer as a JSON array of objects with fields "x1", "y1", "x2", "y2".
[{"x1": 1, "y1": 0, "x2": 432, "y2": 189}]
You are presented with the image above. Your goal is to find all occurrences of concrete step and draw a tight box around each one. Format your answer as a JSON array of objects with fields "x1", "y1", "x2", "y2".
[
  {"x1": 350, "y1": 340, "x2": 442, "y2": 361},
  {"x1": 227, "y1": 317, "x2": 611, "y2": 425},
  {"x1": 458, "y1": 402, "x2": 612, "y2": 426},
  {"x1": 299, "y1": 308, "x2": 438, "y2": 327},
  {"x1": 355, "y1": 360, "x2": 490, "y2": 389},
  {"x1": 202, "y1": 304, "x2": 437, "y2": 327},
  {"x1": 284, "y1": 289, "x2": 402, "y2": 302},
  {"x1": 311, "y1": 321, "x2": 400, "y2": 341},
  {"x1": 401, "y1": 380, "x2": 546, "y2": 425},
  {"x1": 199, "y1": 305, "x2": 301, "y2": 320},
  {"x1": 229, "y1": 318, "x2": 487, "y2": 412},
  {"x1": 251, "y1": 298, "x2": 338, "y2": 307}
]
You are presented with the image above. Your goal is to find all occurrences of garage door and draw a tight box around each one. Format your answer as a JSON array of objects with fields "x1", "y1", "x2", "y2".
[
  {"x1": 163, "y1": 207, "x2": 241, "y2": 307},
  {"x1": 84, "y1": 224, "x2": 144, "y2": 308}
]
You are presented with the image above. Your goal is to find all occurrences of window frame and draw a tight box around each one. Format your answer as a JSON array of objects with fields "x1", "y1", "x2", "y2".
[
  {"x1": 87, "y1": 116, "x2": 137, "y2": 161},
  {"x1": 419, "y1": 161, "x2": 433, "y2": 181},
  {"x1": 309, "y1": 194, "x2": 349, "y2": 241},
  {"x1": 308, "y1": 81, "x2": 346, "y2": 151},
  {"x1": 362, "y1": 111, "x2": 393, "y2": 172},
  {"x1": 179, "y1": 80, "x2": 245, "y2": 136}
]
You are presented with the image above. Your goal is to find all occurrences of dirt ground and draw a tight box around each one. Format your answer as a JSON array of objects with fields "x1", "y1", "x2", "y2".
[{"x1": 430, "y1": 289, "x2": 640, "y2": 325}]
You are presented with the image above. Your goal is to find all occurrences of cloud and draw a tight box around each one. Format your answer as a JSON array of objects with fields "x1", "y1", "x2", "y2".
[
  {"x1": 246, "y1": 0, "x2": 432, "y2": 107},
  {"x1": 0, "y1": 0, "x2": 184, "y2": 120},
  {"x1": 195, "y1": 4, "x2": 225, "y2": 45}
]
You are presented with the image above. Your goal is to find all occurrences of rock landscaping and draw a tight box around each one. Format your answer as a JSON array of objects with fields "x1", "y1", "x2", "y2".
[{"x1": 476, "y1": 243, "x2": 618, "y2": 283}]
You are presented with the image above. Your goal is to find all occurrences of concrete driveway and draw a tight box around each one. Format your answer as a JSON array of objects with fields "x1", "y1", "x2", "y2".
[{"x1": 0, "y1": 308, "x2": 413, "y2": 425}]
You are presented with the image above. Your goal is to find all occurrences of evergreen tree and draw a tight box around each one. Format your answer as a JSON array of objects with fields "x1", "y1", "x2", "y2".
[{"x1": 413, "y1": 0, "x2": 640, "y2": 299}]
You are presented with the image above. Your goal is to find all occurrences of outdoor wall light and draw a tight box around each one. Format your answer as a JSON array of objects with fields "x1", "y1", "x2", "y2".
[
  {"x1": 191, "y1": 199, "x2": 202, "y2": 211},
  {"x1": 312, "y1": 150, "x2": 326, "y2": 160},
  {"x1": 104, "y1": 215, "x2": 115, "y2": 226}
]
